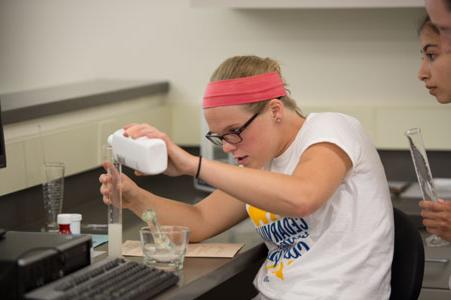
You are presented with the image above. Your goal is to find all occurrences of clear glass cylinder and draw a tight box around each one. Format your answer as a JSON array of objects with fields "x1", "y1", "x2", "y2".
[
  {"x1": 102, "y1": 144, "x2": 123, "y2": 257},
  {"x1": 405, "y1": 128, "x2": 450, "y2": 247},
  {"x1": 42, "y1": 161, "x2": 65, "y2": 232},
  {"x1": 405, "y1": 128, "x2": 437, "y2": 202}
]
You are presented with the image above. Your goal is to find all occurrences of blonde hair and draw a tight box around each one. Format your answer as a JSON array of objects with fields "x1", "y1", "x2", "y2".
[{"x1": 210, "y1": 55, "x2": 304, "y2": 116}]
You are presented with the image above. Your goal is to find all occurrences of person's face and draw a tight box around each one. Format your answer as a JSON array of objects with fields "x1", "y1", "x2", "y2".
[
  {"x1": 425, "y1": 0, "x2": 451, "y2": 52},
  {"x1": 418, "y1": 26, "x2": 451, "y2": 103},
  {"x1": 203, "y1": 104, "x2": 278, "y2": 169}
]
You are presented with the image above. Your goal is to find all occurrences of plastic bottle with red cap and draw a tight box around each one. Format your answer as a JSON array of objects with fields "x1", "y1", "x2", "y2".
[{"x1": 57, "y1": 214, "x2": 72, "y2": 235}]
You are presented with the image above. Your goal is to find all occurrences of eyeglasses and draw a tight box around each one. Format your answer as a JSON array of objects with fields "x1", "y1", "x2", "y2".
[{"x1": 205, "y1": 112, "x2": 260, "y2": 146}]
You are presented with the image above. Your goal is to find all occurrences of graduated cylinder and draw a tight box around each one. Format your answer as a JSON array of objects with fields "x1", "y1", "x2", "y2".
[{"x1": 102, "y1": 144, "x2": 123, "y2": 258}]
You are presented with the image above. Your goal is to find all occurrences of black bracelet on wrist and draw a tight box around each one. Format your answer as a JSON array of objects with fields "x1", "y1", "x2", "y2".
[{"x1": 195, "y1": 155, "x2": 202, "y2": 179}]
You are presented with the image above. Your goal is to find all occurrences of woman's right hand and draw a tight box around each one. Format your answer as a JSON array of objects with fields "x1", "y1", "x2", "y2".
[
  {"x1": 123, "y1": 123, "x2": 198, "y2": 177},
  {"x1": 99, "y1": 161, "x2": 140, "y2": 209}
]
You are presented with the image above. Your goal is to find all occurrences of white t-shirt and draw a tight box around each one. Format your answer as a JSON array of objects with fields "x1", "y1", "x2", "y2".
[{"x1": 247, "y1": 112, "x2": 394, "y2": 300}]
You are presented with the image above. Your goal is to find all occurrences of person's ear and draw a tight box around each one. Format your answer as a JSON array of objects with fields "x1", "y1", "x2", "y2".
[{"x1": 269, "y1": 99, "x2": 283, "y2": 122}]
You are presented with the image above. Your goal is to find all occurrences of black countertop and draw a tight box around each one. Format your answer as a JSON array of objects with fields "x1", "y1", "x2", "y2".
[
  {"x1": 0, "y1": 164, "x2": 267, "y2": 299},
  {"x1": 84, "y1": 197, "x2": 266, "y2": 300}
]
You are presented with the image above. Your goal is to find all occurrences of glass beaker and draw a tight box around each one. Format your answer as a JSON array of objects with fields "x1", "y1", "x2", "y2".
[
  {"x1": 405, "y1": 128, "x2": 450, "y2": 247},
  {"x1": 102, "y1": 144, "x2": 123, "y2": 257},
  {"x1": 140, "y1": 225, "x2": 190, "y2": 271}
]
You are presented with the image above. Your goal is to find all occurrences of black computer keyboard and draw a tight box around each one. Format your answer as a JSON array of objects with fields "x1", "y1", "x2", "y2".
[{"x1": 24, "y1": 257, "x2": 179, "y2": 300}]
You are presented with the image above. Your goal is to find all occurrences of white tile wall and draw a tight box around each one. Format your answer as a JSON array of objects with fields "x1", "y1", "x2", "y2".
[{"x1": 302, "y1": 105, "x2": 451, "y2": 150}]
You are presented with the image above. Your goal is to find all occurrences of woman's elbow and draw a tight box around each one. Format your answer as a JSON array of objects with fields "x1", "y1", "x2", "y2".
[
  {"x1": 189, "y1": 235, "x2": 206, "y2": 243},
  {"x1": 285, "y1": 191, "x2": 324, "y2": 217}
]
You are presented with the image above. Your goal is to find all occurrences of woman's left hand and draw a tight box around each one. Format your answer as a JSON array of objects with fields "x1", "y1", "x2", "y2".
[{"x1": 419, "y1": 199, "x2": 451, "y2": 242}]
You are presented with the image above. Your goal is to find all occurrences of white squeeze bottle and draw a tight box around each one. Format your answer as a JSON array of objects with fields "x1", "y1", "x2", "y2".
[{"x1": 107, "y1": 129, "x2": 167, "y2": 175}]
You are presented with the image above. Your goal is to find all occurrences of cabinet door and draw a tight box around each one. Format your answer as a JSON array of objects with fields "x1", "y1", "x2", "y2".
[
  {"x1": 419, "y1": 288, "x2": 451, "y2": 300},
  {"x1": 422, "y1": 236, "x2": 451, "y2": 289}
]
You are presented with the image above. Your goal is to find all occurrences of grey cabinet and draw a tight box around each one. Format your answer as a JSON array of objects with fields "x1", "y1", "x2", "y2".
[{"x1": 419, "y1": 232, "x2": 451, "y2": 299}]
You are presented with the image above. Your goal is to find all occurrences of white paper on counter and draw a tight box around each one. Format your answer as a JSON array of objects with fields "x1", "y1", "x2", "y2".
[
  {"x1": 121, "y1": 240, "x2": 244, "y2": 258},
  {"x1": 186, "y1": 243, "x2": 245, "y2": 258}
]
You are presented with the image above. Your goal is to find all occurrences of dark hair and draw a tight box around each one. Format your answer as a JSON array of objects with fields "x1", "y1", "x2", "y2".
[
  {"x1": 447, "y1": 0, "x2": 451, "y2": 11},
  {"x1": 418, "y1": 15, "x2": 439, "y2": 36}
]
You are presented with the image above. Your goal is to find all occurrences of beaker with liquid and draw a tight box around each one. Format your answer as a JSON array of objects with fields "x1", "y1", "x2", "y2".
[{"x1": 140, "y1": 208, "x2": 189, "y2": 271}]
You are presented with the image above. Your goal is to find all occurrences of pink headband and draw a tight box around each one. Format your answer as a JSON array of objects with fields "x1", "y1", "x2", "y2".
[{"x1": 203, "y1": 72, "x2": 287, "y2": 108}]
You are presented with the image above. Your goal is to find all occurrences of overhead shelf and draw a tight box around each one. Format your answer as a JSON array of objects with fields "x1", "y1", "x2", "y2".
[{"x1": 0, "y1": 79, "x2": 169, "y2": 124}]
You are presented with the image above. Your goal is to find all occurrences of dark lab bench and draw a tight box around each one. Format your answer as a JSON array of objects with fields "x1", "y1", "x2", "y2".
[
  {"x1": 3, "y1": 148, "x2": 451, "y2": 299},
  {"x1": 78, "y1": 198, "x2": 266, "y2": 300},
  {"x1": 0, "y1": 164, "x2": 267, "y2": 299},
  {"x1": 392, "y1": 194, "x2": 451, "y2": 300}
]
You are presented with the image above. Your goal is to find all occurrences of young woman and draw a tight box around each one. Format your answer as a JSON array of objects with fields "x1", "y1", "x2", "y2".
[
  {"x1": 100, "y1": 55, "x2": 394, "y2": 299},
  {"x1": 417, "y1": 18, "x2": 451, "y2": 242}
]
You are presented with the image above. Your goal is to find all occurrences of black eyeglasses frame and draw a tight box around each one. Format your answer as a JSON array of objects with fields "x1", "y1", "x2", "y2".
[{"x1": 205, "y1": 111, "x2": 261, "y2": 146}]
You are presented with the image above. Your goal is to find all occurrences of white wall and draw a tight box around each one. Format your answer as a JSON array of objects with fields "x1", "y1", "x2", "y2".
[
  {"x1": 0, "y1": 95, "x2": 170, "y2": 195},
  {"x1": 0, "y1": 0, "x2": 447, "y2": 146}
]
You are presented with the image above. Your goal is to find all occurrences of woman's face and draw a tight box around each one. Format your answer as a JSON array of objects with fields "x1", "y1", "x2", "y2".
[
  {"x1": 203, "y1": 104, "x2": 279, "y2": 169},
  {"x1": 418, "y1": 25, "x2": 451, "y2": 104}
]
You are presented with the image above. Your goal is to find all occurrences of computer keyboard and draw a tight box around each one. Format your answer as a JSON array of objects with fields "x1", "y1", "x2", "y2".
[{"x1": 24, "y1": 257, "x2": 179, "y2": 300}]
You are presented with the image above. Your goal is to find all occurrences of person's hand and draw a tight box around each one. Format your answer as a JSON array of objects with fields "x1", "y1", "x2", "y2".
[
  {"x1": 419, "y1": 199, "x2": 451, "y2": 242},
  {"x1": 99, "y1": 161, "x2": 139, "y2": 209},
  {"x1": 123, "y1": 123, "x2": 198, "y2": 177}
]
